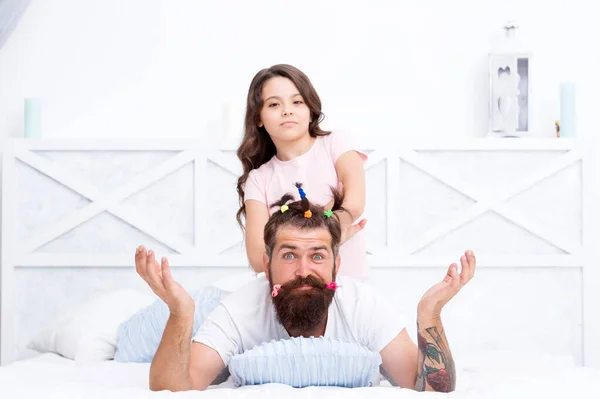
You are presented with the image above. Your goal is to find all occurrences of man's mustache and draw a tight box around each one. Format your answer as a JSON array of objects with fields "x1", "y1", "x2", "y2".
[{"x1": 280, "y1": 275, "x2": 326, "y2": 291}]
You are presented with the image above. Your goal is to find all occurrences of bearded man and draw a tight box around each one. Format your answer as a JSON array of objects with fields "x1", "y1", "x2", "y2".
[{"x1": 135, "y1": 185, "x2": 476, "y2": 393}]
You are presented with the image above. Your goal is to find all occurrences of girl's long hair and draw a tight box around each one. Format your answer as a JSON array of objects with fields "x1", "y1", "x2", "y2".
[{"x1": 236, "y1": 64, "x2": 330, "y2": 230}]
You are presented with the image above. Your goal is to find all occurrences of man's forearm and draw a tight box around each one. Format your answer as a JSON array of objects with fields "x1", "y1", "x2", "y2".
[
  {"x1": 414, "y1": 315, "x2": 456, "y2": 392},
  {"x1": 149, "y1": 311, "x2": 194, "y2": 392}
]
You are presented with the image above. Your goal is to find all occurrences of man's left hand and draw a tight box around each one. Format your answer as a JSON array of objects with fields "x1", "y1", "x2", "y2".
[{"x1": 417, "y1": 250, "x2": 476, "y2": 318}]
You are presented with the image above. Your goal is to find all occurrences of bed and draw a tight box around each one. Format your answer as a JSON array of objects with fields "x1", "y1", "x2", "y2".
[
  {"x1": 1, "y1": 137, "x2": 600, "y2": 398},
  {"x1": 1, "y1": 351, "x2": 599, "y2": 398}
]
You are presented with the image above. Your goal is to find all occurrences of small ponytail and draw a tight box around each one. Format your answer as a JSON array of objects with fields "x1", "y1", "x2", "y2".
[
  {"x1": 269, "y1": 193, "x2": 295, "y2": 211},
  {"x1": 295, "y1": 182, "x2": 310, "y2": 213}
]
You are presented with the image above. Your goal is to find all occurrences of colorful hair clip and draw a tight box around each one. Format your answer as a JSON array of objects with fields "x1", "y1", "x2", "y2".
[
  {"x1": 325, "y1": 282, "x2": 339, "y2": 290},
  {"x1": 271, "y1": 284, "x2": 282, "y2": 297},
  {"x1": 280, "y1": 204, "x2": 289, "y2": 213},
  {"x1": 304, "y1": 210, "x2": 312, "y2": 218},
  {"x1": 324, "y1": 210, "x2": 333, "y2": 218}
]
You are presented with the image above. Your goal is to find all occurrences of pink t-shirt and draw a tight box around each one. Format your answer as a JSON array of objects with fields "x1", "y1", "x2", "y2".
[{"x1": 243, "y1": 131, "x2": 369, "y2": 280}]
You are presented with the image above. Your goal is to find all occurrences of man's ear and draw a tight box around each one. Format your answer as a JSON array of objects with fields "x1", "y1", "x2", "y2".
[
  {"x1": 334, "y1": 252, "x2": 341, "y2": 276},
  {"x1": 263, "y1": 252, "x2": 270, "y2": 277}
]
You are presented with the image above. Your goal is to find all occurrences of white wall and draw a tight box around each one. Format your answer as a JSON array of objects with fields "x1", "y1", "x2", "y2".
[
  {"x1": 1, "y1": 0, "x2": 600, "y2": 368},
  {"x1": 0, "y1": 0, "x2": 597, "y2": 142}
]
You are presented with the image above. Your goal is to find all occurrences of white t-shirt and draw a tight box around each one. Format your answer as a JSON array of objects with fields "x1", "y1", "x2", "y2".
[{"x1": 193, "y1": 275, "x2": 407, "y2": 366}]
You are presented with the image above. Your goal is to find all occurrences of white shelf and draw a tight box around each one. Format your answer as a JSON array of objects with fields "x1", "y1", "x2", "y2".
[
  {"x1": 405, "y1": 138, "x2": 578, "y2": 151},
  {"x1": 5, "y1": 137, "x2": 580, "y2": 152}
]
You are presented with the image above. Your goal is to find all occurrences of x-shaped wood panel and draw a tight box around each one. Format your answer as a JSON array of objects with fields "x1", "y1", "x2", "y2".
[
  {"x1": 15, "y1": 149, "x2": 243, "y2": 257},
  {"x1": 364, "y1": 148, "x2": 583, "y2": 255}
]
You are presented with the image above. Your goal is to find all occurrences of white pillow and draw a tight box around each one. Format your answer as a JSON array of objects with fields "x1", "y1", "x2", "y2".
[
  {"x1": 27, "y1": 289, "x2": 155, "y2": 363},
  {"x1": 229, "y1": 337, "x2": 382, "y2": 388}
]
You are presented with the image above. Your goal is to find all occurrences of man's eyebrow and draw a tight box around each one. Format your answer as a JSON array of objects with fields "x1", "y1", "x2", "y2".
[
  {"x1": 277, "y1": 244, "x2": 298, "y2": 252},
  {"x1": 277, "y1": 244, "x2": 330, "y2": 252},
  {"x1": 310, "y1": 246, "x2": 329, "y2": 252}
]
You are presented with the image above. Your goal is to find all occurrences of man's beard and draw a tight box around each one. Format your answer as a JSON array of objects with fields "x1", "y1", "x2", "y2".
[{"x1": 270, "y1": 274, "x2": 335, "y2": 334}]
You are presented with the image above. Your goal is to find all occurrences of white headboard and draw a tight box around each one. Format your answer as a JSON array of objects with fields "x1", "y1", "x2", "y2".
[{"x1": 2, "y1": 137, "x2": 599, "y2": 369}]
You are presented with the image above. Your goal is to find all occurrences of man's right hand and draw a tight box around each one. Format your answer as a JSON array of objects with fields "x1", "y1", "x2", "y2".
[{"x1": 135, "y1": 245, "x2": 194, "y2": 317}]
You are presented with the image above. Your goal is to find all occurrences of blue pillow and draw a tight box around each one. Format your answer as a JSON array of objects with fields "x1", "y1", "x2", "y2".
[
  {"x1": 115, "y1": 285, "x2": 223, "y2": 362},
  {"x1": 228, "y1": 337, "x2": 382, "y2": 388}
]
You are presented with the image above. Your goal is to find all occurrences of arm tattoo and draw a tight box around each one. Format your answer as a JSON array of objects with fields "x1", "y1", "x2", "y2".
[{"x1": 414, "y1": 323, "x2": 456, "y2": 392}]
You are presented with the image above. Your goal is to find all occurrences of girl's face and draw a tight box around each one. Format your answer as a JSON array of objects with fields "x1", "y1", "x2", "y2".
[{"x1": 258, "y1": 77, "x2": 311, "y2": 143}]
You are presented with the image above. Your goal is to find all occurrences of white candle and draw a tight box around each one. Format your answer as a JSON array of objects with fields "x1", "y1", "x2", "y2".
[
  {"x1": 24, "y1": 98, "x2": 42, "y2": 138},
  {"x1": 560, "y1": 83, "x2": 576, "y2": 137}
]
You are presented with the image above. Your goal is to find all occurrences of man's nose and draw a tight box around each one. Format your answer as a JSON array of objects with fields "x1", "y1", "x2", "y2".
[{"x1": 295, "y1": 257, "x2": 311, "y2": 277}]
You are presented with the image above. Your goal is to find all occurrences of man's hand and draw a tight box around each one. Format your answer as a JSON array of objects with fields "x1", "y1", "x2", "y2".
[
  {"x1": 417, "y1": 250, "x2": 476, "y2": 318},
  {"x1": 413, "y1": 250, "x2": 476, "y2": 392},
  {"x1": 135, "y1": 245, "x2": 194, "y2": 317}
]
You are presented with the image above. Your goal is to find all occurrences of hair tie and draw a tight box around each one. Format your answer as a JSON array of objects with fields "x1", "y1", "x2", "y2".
[
  {"x1": 325, "y1": 282, "x2": 339, "y2": 290},
  {"x1": 297, "y1": 187, "x2": 306, "y2": 199},
  {"x1": 324, "y1": 210, "x2": 333, "y2": 218},
  {"x1": 271, "y1": 284, "x2": 281, "y2": 297},
  {"x1": 280, "y1": 204, "x2": 289, "y2": 213},
  {"x1": 304, "y1": 210, "x2": 312, "y2": 218}
]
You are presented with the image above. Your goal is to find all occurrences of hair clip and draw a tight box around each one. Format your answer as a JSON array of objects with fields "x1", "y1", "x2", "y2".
[
  {"x1": 324, "y1": 210, "x2": 333, "y2": 218},
  {"x1": 325, "y1": 282, "x2": 339, "y2": 290},
  {"x1": 271, "y1": 284, "x2": 282, "y2": 297},
  {"x1": 304, "y1": 210, "x2": 312, "y2": 218},
  {"x1": 280, "y1": 204, "x2": 289, "y2": 213}
]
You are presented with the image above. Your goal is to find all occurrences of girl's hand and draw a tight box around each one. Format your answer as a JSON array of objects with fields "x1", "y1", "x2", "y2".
[{"x1": 340, "y1": 218, "x2": 367, "y2": 244}]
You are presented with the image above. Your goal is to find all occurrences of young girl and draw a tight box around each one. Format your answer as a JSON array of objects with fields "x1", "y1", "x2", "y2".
[{"x1": 236, "y1": 64, "x2": 369, "y2": 280}]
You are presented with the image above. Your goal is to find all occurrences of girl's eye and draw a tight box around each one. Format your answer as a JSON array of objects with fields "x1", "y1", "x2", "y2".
[
  {"x1": 268, "y1": 103, "x2": 279, "y2": 107},
  {"x1": 294, "y1": 100, "x2": 303, "y2": 104}
]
